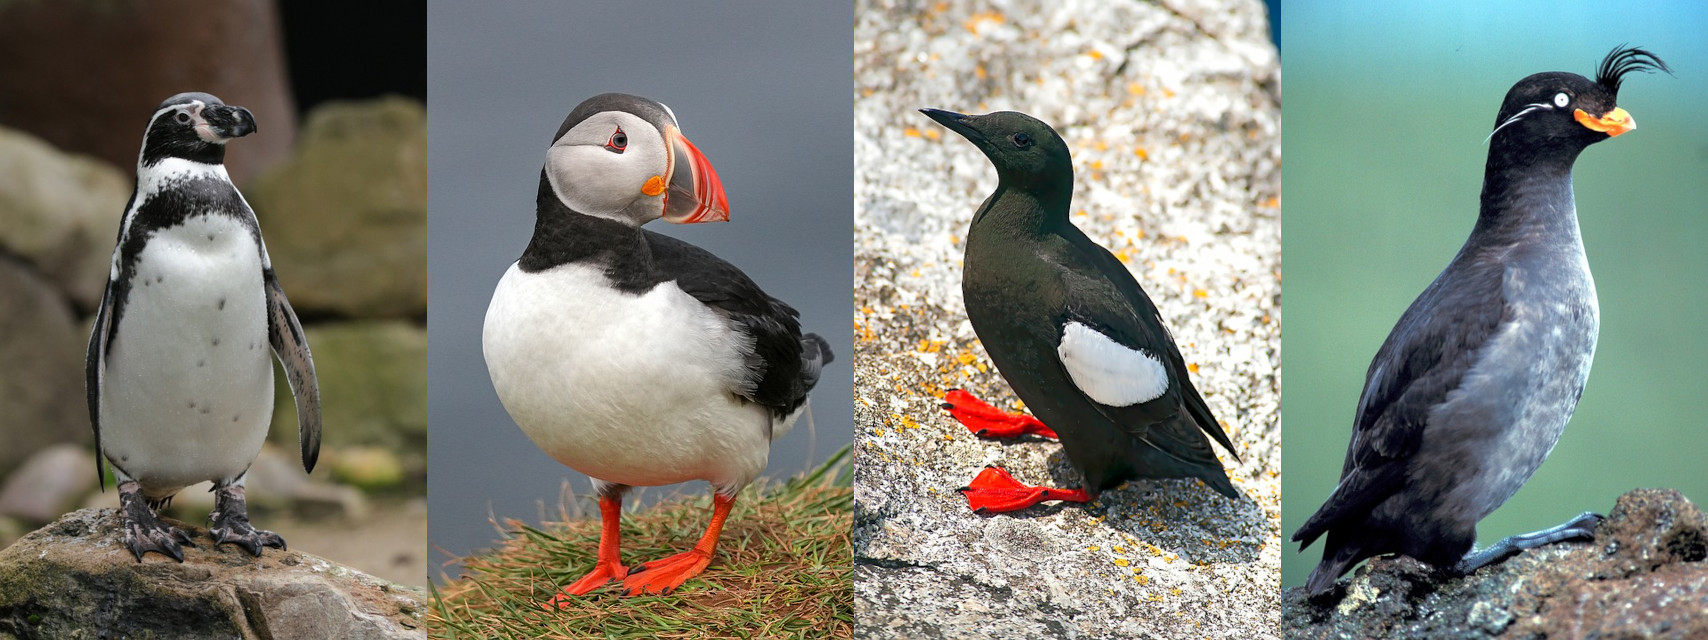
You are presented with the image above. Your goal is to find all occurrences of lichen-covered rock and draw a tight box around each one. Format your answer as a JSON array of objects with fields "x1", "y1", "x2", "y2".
[
  {"x1": 0, "y1": 126, "x2": 130, "y2": 309},
  {"x1": 0, "y1": 508, "x2": 425, "y2": 639},
  {"x1": 0, "y1": 260, "x2": 88, "y2": 478},
  {"x1": 268, "y1": 321, "x2": 426, "y2": 485},
  {"x1": 853, "y1": 0, "x2": 1280, "y2": 638},
  {"x1": 1282, "y1": 489, "x2": 1708, "y2": 639},
  {"x1": 247, "y1": 98, "x2": 427, "y2": 319}
]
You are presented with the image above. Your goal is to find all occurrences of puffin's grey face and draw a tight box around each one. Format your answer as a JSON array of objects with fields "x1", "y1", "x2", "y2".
[{"x1": 545, "y1": 106, "x2": 728, "y2": 226}]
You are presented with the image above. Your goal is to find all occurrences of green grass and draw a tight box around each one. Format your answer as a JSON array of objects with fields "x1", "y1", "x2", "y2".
[{"x1": 429, "y1": 447, "x2": 853, "y2": 639}]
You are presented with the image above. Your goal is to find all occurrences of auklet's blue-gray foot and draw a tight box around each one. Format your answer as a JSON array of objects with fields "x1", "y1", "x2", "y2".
[
  {"x1": 482, "y1": 93, "x2": 833, "y2": 603},
  {"x1": 87, "y1": 92, "x2": 322, "y2": 562},
  {"x1": 920, "y1": 108, "x2": 1242, "y2": 514},
  {"x1": 1292, "y1": 46, "x2": 1672, "y2": 598}
]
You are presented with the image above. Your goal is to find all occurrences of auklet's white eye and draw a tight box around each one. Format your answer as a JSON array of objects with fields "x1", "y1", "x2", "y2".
[{"x1": 1553, "y1": 92, "x2": 1569, "y2": 108}]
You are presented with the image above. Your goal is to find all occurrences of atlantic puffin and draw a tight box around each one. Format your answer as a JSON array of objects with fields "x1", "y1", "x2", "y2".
[
  {"x1": 87, "y1": 92, "x2": 321, "y2": 562},
  {"x1": 1293, "y1": 46, "x2": 1671, "y2": 597},
  {"x1": 920, "y1": 108, "x2": 1241, "y2": 513},
  {"x1": 483, "y1": 93, "x2": 833, "y2": 602}
]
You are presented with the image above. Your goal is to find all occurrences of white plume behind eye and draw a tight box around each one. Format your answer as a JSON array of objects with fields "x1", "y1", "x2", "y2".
[
  {"x1": 545, "y1": 111, "x2": 669, "y2": 224},
  {"x1": 1553, "y1": 92, "x2": 1570, "y2": 108},
  {"x1": 1057, "y1": 321, "x2": 1169, "y2": 407},
  {"x1": 1486, "y1": 101, "x2": 1553, "y2": 143}
]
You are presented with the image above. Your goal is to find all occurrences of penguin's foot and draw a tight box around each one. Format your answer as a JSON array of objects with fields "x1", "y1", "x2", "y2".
[
  {"x1": 543, "y1": 495, "x2": 628, "y2": 608},
  {"x1": 118, "y1": 481, "x2": 194, "y2": 562},
  {"x1": 619, "y1": 493, "x2": 735, "y2": 596},
  {"x1": 1454, "y1": 511, "x2": 1604, "y2": 574},
  {"x1": 941, "y1": 389, "x2": 1058, "y2": 439},
  {"x1": 957, "y1": 466, "x2": 1091, "y2": 513},
  {"x1": 208, "y1": 484, "x2": 286, "y2": 557}
]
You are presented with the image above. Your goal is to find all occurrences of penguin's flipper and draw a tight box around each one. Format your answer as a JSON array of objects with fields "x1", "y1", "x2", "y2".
[
  {"x1": 85, "y1": 279, "x2": 117, "y2": 490},
  {"x1": 263, "y1": 267, "x2": 321, "y2": 473}
]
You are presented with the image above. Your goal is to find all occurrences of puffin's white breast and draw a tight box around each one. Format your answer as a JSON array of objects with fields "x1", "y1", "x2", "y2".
[
  {"x1": 101, "y1": 214, "x2": 274, "y2": 495},
  {"x1": 482, "y1": 262, "x2": 769, "y2": 492}
]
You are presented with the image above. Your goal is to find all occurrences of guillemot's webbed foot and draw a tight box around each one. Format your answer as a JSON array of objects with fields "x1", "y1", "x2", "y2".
[
  {"x1": 208, "y1": 484, "x2": 285, "y2": 556},
  {"x1": 957, "y1": 466, "x2": 1091, "y2": 513},
  {"x1": 1453, "y1": 511, "x2": 1604, "y2": 574},
  {"x1": 118, "y1": 481, "x2": 194, "y2": 562},
  {"x1": 942, "y1": 389, "x2": 1058, "y2": 439}
]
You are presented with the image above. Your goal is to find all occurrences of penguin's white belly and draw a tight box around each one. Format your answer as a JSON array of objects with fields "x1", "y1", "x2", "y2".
[
  {"x1": 483, "y1": 262, "x2": 769, "y2": 492},
  {"x1": 101, "y1": 214, "x2": 273, "y2": 496}
]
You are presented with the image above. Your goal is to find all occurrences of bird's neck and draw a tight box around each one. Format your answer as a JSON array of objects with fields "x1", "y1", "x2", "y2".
[
  {"x1": 519, "y1": 172, "x2": 652, "y2": 273},
  {"x1": 973, "y1": 179, "x2": 1073, "y2": 239},
  {"x1": 1473, "y1": 145, "x2": 1583, "y2": 242}
]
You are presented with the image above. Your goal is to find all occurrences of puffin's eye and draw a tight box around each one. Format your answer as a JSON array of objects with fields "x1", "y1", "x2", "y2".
[
  {"x1": 175, "y1": 112, "x2": 191, "y2": 124},
  {"x1": 1553, "y1": 92, "x2": 1570, "y2": 108},
  {"x1": 605, "y1": 128, "x2": 628, "y2": 153},
  {"x1": 1011, "y1": 132, "x2": 1033, "y2": 148}
]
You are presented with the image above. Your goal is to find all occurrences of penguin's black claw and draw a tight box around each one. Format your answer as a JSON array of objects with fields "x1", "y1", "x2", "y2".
[
  {"x1": 208, "y1": 484, "x2": 286, "y2": 557},
  {"x1": 118, "y1": 481, "x2": 193, "y2": 562}
]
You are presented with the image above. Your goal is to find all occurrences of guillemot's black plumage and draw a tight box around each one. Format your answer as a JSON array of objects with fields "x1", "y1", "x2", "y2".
[
  {"x1": 483, "y1": 93, "x2": 832, "y2": 600},
  {"x1": 1293, "y1": 46, "x2": 1671, "y2": 597},
  {"x1": 921, "y1": 108, "x2": 1240, "y2": 512},
  {"x1": 87, "y1": 92, "x2": 321, "y2": 562}
]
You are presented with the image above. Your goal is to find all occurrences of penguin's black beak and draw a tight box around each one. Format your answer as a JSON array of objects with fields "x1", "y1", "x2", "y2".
[
  {"x1": 920, "y1": 108, "x2": 984, "y2": 144},
  {"x1": 202, "y1": 105, "x2": 258, "y2": 140}
]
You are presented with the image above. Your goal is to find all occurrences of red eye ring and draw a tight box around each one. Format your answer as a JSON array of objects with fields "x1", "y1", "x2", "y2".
[{"x1": 605, "y1": 127, "x2": 628, "y2": 152}]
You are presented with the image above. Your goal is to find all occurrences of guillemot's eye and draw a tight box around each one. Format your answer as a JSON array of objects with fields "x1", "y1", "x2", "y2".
[
  {"x1": 605, "y1": 127, "x2": 627, "y2": 153},
  {"x1": 1011, "y1": 132, "x2": 1033, "y2": 149},
  {"x1": 175, "y1": 112, "x2": 191, "y2": 124},
  {"x1": 1553, "y1": 92, "x2": 1570, "y2": 108}
]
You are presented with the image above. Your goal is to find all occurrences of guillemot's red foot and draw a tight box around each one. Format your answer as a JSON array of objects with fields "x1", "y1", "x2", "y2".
[
  {"x1": 957, "y1": 466, "x2": 1090, "y2": 513},
  {"x1": 942, "y1": 389, "x2": 1058, "y2": 439}
]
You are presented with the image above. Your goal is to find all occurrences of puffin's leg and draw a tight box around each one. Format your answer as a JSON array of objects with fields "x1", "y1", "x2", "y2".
[
  {"x1": 1453, "y1": 511, "x2": 1603, "y2": 573},
  {"x1": 208, "y1": 475, "x2": 286, "y2": 556},
  {"x1": 620, "y1": 492, "x2": 735, "y2": 596},
  {"x1": 118, "y1": 479, "x2": 194, "y2": 562},
  {"x1": 544, "y1": 484, "x2": 630, "y2": 607},
  {"x1": 957, "y1": 466, "x2": 1091, "y2": 513},
  {"x1": 941, "y1": 389, "x2": 1058, "y2": 439}
]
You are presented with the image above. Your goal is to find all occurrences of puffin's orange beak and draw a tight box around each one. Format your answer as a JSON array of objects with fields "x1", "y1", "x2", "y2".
[
  {"x1": 660, "y1": 126, "x2": 729, "y2": 224},
  {"x1": 1574, "y1": 106, "x2": 1635, "y2": 137}
]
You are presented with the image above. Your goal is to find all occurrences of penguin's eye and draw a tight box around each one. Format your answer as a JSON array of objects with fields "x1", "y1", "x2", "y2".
[
  {"x1": 175, "y1": 112, "x2": 192, "y2": 124},
  {"x1": 605, "y1": 128, "x2": 628, "y2": 153},
  {"x1": 1553, "y1": 92, "x2": 1570, "y2": 108},
  {"x1": 1011, "y1": 132, "x2": 1033, "y2": 149}
]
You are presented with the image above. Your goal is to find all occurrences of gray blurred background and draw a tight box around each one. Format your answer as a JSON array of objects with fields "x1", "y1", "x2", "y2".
[
  {"x1": 1281, "y1": 1, "x2": 1708, "y2": 589},
  {"x1": 426, "y1": 0, "x2": 854, "y2": 580}
]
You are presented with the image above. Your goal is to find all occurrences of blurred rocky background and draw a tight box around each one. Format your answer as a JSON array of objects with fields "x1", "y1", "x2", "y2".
[{"x1": 0, "y1": 0, "x2": 426, "y2": 590}]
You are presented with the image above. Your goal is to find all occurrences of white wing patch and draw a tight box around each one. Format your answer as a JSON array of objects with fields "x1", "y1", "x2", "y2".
[{"x1": 1057, "y1": 321, "x2": 1169, "y2": 407}]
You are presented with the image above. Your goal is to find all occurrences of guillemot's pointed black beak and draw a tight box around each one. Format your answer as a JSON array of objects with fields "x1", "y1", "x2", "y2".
[
  {"x1": 203, "y1": 105, "x2": 257, "y2": 140},
  {"x1": 920, "y1": 108, "x2": 984, "y2": 144}
]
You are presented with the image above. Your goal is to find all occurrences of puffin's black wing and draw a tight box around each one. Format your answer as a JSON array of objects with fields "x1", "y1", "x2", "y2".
[
  {"x1": 1052, "y1": 228, "x2": 1239, "y2": 459},
  {"x1": 644, "y1": 230, "x2": 826, "y2": 415},
  {"x1": 1292, "y1": 256, "x2": 1508, "y2": 548}
]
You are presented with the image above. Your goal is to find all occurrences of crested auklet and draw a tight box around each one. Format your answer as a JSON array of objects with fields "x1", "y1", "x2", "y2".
[{"x1": 1293, "y1": 46, "x2": 1672, "y2": 597}]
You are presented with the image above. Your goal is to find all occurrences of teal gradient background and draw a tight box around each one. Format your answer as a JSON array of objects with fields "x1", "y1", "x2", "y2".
[{"x1": 1281, "y1": 1, "x2": 1708, "y2": 588}]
